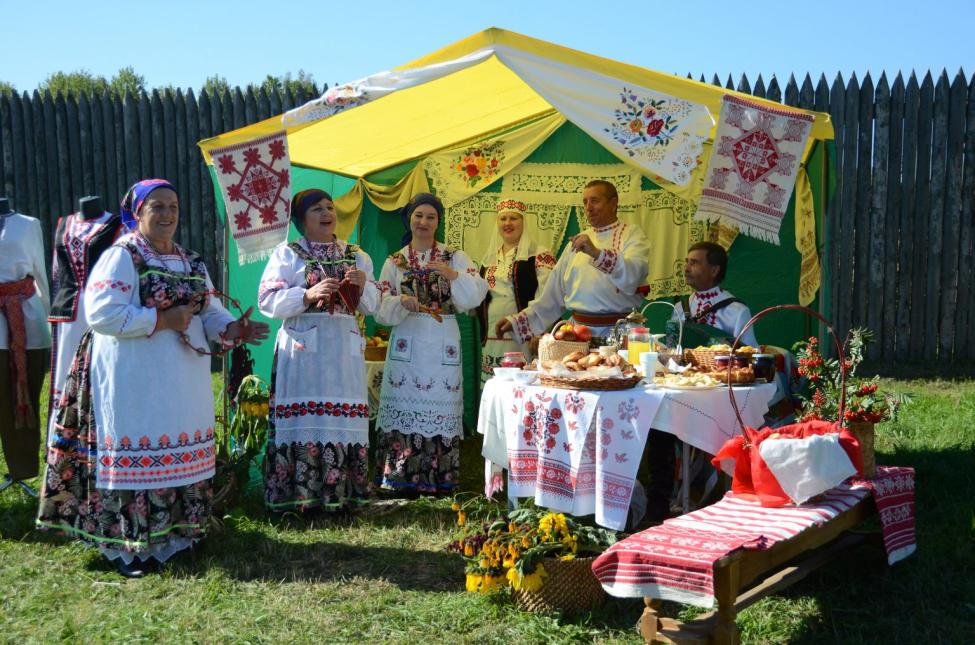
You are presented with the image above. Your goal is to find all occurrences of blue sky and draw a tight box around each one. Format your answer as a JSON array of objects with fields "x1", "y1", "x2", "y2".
[{"x1": 2, "y1": 0, "x2": 972, "y2": 92}]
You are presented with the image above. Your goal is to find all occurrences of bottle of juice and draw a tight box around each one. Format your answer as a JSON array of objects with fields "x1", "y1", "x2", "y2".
[{"x1": 627, "y1": 327, "x2": 651, "y2": 367}]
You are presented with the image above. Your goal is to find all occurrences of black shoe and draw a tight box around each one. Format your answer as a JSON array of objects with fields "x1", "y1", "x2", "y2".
[{"x1": 116, "y1": 559, "x2": 154, "y2": 578}]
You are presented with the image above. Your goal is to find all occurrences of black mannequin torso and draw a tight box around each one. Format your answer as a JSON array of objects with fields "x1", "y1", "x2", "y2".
[
  {"x1": 78, "y1": 196, "x2": 102, "y2": 220},
  {"x1": 0, "y1": 197, "x2": 11, "y2": 215}
]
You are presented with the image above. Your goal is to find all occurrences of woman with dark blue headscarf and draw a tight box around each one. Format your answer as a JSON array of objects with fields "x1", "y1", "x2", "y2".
[
  {"x1": 258, "y1": 188, "x2": 380, "y2": 513},
  {"x1": 373, "y1": 193, "x2": 487, "y2": 496},
  {"x1": 36, "y1": 179, "x2": 269, "y2": 577}
]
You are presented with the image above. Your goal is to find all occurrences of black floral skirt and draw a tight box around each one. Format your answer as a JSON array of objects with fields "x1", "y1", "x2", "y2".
[
  {"x1": 375, "y1": 430, "x2": 460, "y2": 495},
  {"x1": 35, "y1": 331, "x2": 211, "y2": 562},
  {"x1": 264, "y1": 440, "x2": 370, "y2": 511}
]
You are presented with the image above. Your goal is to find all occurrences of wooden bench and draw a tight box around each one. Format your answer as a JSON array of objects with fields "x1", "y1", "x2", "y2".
[{"x1": 639, "y1": 494, "x2": 877, "y2": 644}]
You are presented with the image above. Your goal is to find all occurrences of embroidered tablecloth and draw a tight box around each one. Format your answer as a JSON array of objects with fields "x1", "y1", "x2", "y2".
[{"x1": 478, "y1": 380, "x2": 776, "y2": 530}]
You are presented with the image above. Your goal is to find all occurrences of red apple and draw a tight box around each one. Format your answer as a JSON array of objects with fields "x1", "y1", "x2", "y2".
[{"x1": 573, "y1": 325, "x2": 592, "y2": 342}]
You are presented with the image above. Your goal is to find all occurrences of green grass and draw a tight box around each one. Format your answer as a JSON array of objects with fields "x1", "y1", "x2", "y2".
[{"x1": 1, "y1": 376, "x2": 972, "y2": 643}]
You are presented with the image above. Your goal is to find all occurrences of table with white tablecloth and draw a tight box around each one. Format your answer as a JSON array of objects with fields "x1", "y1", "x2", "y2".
[{"x1": 477, "y1": 378, "x2": 776, "y2": 531}]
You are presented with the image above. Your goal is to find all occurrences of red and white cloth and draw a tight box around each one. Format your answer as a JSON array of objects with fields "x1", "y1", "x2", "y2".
[
  {"x1": 856, "y1": 466, "x2": 916, "y2": 565},
  {"x1": 695, "y1": 95, "x2": 814, "y2": 244},
  {"x1": 593, "y1": 471, "x2": 916, "y2": 607},
  {"x1": 210, "y1": 131, "x2": 291, "y2": 264},
  {"x1": 486, "y1": 382, "x2": 662, "y2": 530}
]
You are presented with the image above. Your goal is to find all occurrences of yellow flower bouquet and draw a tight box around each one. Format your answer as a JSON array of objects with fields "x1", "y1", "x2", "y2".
[{"x1": 447, "y1": 496, "x2": 617, "y2": 606}]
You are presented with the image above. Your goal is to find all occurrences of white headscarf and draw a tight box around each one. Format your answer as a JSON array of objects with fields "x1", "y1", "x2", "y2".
[{"x1": 478, "y1": 199, "x2": 545, "y2": 268}]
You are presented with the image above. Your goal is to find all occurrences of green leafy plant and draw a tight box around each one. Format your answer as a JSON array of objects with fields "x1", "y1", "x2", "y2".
[
  {"x1": 793, "y1": 328, "x2": 911, "y2": 424},
  {"x1": 215, "y1": 374, "x2": 270, "y2": 490}
]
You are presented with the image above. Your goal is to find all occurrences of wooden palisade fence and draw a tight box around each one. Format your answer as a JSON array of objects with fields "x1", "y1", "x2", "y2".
[{"x1": 0, "y1": 73, "x2": 972, "y2": 368}]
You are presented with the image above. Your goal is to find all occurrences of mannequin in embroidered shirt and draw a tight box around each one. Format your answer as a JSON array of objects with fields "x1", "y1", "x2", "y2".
[
  {"x1": 47, "y1": 196, "x2": 127, "y2": 436},
  {"x1": 79, "y1": 195, "x2": 103, "y2": 219},
  {"x1": 0, "y1": 203, "x2": 51, "y2": 492}
]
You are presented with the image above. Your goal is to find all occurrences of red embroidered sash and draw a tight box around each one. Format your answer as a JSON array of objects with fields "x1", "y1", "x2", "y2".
[{"x1": 0, "y1": 276, "x2": 37, "y2": 429}]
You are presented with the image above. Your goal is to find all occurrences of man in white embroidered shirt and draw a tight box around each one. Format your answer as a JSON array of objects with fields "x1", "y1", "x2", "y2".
[
  {"x1": 671, "y1": 241, "x2": 758, "y2": 348},
  {"x1": 496, "y1": 180, "x2": 650, "y2": 342}
]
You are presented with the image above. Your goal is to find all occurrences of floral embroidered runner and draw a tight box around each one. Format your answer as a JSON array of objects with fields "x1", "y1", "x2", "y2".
[
  {"x1": 695, "y1": 96, "x2": 815, "y2": 244},
  {"x1": 424, "y1": 113, "x2": 565, "y2": 208},
  {"x1": 210, "y1": 131, "x2": 292, "y2": 264}
]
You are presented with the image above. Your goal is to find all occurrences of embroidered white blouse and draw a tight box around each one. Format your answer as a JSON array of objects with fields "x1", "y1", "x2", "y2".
[
  {"x1": 509, "y1": 220, "x2": 650, "y2": 343},
  {"x1": 257, "y1": 238, "x2": 380, "y2": 319},
  {"x1": 375, "y1": 245, "x2": 488, "y2": 327},
  {"x1": 671, "y1": 286, "x2": 759, "y2": 348},
  {"x1": 0, "y1": 213, "x2": 51, "y2": 349}
]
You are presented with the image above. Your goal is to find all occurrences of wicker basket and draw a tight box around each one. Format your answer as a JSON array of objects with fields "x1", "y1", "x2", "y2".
[
  {"x1": 847, "y1": 421, "x2": 877, "y2": 478},
  {"x1": 538, "y1": 321, "x2": 589, "y2": 364},
  {"x1": 514, "y1": 556, "x2": 606, "y2": 615},
  {"x1": 684, "y1": 346, "x2": 758, "y2": 372},
  {"x1": 364, "y1": 345, "x2": 387, "y2": 362},
  {"x1": 538, "y1": 373, "x2": 642, "y2": 391}
]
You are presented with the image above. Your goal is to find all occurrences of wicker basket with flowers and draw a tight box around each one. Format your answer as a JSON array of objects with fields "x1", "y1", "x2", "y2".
[{"x1": 447, "y1": 496, "x2": 617, "y2": 614}]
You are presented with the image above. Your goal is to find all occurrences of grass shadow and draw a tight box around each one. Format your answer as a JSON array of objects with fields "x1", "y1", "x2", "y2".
[{"x1": 728, "y1": 444, "x2": 975, "y2": 644}]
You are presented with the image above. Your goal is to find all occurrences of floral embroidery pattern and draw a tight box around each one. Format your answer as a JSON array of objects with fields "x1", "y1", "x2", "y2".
[
  {"x1": 617, "y1": 398, "x2": 640, "y2": 422},
  {"x1": 274, "y1": 400, "x2": 369, "y2": 419},
  {"x1": 258, "y1": 277, "x2": 289, "y2": 300},
  {"x1": 265, "y1": 440, "x2": 369, "y2": 510},
  {"x1": 563, "y1": 392, "x2": 586, "y2": 414},
  {"x1": 375, "y1": 430, "x2": 460, "y2": 494},
  {"x1": 413, "y1": 377, "x2": 435, "y2": 391},
  {"x1": 288, "y1": 241, "x2": 360, "y2": 314},
  {"x1": 535, "y1": 251, "x2": 557, "y2": 269},
  {"x1": 511, "y1": 310, "x2": 533, "y2": 343},
  {"x1": 87, "y1": 279, "x2": 132, "y2": 293},
  {"x1": 593, "y1": 249, "x2": 619, "y2": 274},
  {"x1": 454, "y1": 140, "x2": 505, "y2": 188},
  {"x1": 605, "y1": 89, "x2": 689, "y2": 156},
  {"x1": 520, "y1": 393, "x2": 563, "y2": 455},
  {"x1": 390, "y1": 244, "x2": 458, "y2": 312}
]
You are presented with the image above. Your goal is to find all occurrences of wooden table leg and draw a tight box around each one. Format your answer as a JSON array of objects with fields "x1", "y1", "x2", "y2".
[
  {"x1": 640, "y1": 597, "x2": 663, "y2": 644},
  {"x1": 713, "y1": 554, "x2": 742, "y2": 645}
]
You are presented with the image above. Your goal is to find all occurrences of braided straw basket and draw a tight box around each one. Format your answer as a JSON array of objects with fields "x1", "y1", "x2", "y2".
[
  {"x1": 684, "y1": 346, "x2": 759, "y2": 372},
  {"x1": 514, "y1": 556, "x2": 606, "y2": 615},
  {"x1": 538, "y1": 321, "x2": 589, "y2": 364},
  {"x1": 538, "y1": 373, "x2": 642, "y2": 391}
]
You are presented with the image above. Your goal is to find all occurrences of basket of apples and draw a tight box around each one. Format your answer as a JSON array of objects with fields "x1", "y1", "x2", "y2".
[{"x1": 538, "y1": 321, "x2": 593, "y2": 363}]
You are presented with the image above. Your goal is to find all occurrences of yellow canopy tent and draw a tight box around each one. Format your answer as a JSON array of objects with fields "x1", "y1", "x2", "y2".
[{"x1": 199, "y1": 28, "x2": 834, "y2": 417}]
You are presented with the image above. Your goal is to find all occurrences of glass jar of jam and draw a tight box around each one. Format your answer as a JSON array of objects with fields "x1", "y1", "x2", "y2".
[
  {"x1": 751, "y1": 353, "x2": 776, "y2": 382},
  {"x1": 713, "y1": 355, "x2": 732, "y2": 370},
  {"x1": 731, "y1": 354, "x2": 751, "y2": 369},
  {"x1": 500, "y1": 352, "x2": 527, "y2": 368}
]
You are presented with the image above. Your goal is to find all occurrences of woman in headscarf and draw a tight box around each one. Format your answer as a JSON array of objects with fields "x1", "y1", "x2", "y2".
[
  {"x1": 476, "y1": 199, "x2": 556, "y2": 387},
  {"x1": 374, "y1": 193, "x2": 488, "y2": 495},
  {"x1": 36, "y1": 179, "x2": 269, "y2": 577},
  {"x1": 258, "y1": 189, "x2": 380, "y2": 513}
]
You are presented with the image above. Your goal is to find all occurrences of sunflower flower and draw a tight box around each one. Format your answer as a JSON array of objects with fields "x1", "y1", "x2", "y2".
[
  {"x1": 465, "y1": 574, "x2": 482, "y2": 592},
  {"x1": 521, "y1": 564, "x2": 548, "y2": 592}
]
